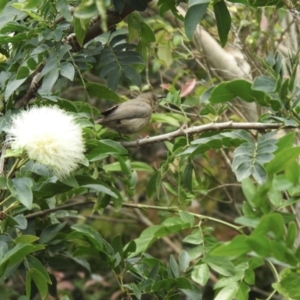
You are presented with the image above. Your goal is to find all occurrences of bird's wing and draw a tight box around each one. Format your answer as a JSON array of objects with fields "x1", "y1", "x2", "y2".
[
  {"x1": 100, "y1": 102, "x2": 152, "y2": 123},
  {"x1": 101, "y1": 104, "x2": 119, "y2": 117}
]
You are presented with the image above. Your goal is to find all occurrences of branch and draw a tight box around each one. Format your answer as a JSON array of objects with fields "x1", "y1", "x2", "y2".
[
  {"x1": 121, "y1": 122, "x2": 290, "y2": 148},
  {"x1": 25, "y1": 200, "x2": 242, "y2": 231}
]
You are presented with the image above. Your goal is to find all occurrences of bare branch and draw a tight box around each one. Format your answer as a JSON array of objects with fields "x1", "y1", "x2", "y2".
[{"x1": 121, "y1": 122, "x2": 291, "y2": 148}]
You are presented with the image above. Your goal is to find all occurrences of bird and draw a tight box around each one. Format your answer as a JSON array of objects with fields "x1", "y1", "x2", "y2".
[{"x1": 95, "y1": 92, "x2": 163, "y2": 135}]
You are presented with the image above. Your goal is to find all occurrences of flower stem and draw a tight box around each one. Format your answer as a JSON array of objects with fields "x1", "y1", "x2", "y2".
[
  {"x1": 0, "y1": 194, "x2": 12, "y2": 206},
  {"x1": 7, "y1": 158, "x2": 20, "y2": 178}
]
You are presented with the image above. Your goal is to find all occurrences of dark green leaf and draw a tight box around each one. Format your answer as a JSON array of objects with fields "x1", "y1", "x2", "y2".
[
  {"x1": 141, "y1": 22, "x2": 156, "y2": 43},
  {"x1": 16, "y1": 66, "x2": 29, "y2": 80},
  {"x1": 213, "y1": 0, "x2": 231, "y2": 47},
  {"x1": 182, "y1": 162, "x2": 193, "y2": 191},
  {"x1": 123, "y1": 65, "x2": 142, "y2": 86},
  {"x1": 125, "y1": 0, "x2": 149, "y2": 11},
  {"x1": 185, "y1": 2, "x2": 209, "y2": 40},
  {"x1": 146, "y1": 171, "x2": 161, "y2": 198},
  {"x1": 39, "y1": 222, "x2": 66, "y2": 244},
  {"x1": 86, "y1": 82, "x2": 121, "y2": 102},
  {"x1": 27, "y1": 268, "x2": 48, "y2": 300},
  {"x1": 112, "y1": 0, "x2": 125, "y2": 13},
  {"x1": 27, "y1": 256, "x2": 52, "y2": 284}
]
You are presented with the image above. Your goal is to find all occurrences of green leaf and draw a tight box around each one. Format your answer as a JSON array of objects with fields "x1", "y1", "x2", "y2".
[
  {"x1": 273, "y1": 272, "x2": 300, "y2": 299},
  {"x1": 182, "y1": 162, "x2": 193, "y2": 191},
  {"x1": 210, "y1": 235, "x2": 250, "y2": 256},
  {"x1": 123, "y1": 65, "x2": 141, "y2": 87},
  {"x1": 244, "y1": 269, "x2": 255, "y2": 285},
  {"x1": 191, "y1": 263, "x2": 209, "y2": 286},
  {"x1": 74, "y1": 17, "x2": 89, "y2": 47},
  {"x1": 39, "y1": 222, "x2": 66, "y2": 244},
  {"x1": 86, "y1": 82, "x2": 121, "y2": 102},
  {"x1": 267, "y1": 147, "x2": 300, "y2": 175},
  {"x1": 26, "y1": 268, "x2": 48, "y2": 300},
  {"x1": 209, "y1": 80, "x2": 256, "y2": 103},
  {"x1": 123, "y1": 240, "x2": 136, "y2": 258},
  {"x1": 70, "y1": 224, "x2": 113, "y2": 254},
  {"x1": 104, "y1": 161, "x2": 153, "y2": 172},
  {"x1": 252, "y1": 76, "x2": 277, "y2": 93},
  {"x1": 141, "y1": 22, "x2": 155, "y2": 43},
  {"x1": 41, "y1": 67, "x2": 59, "y2": 94},
  {"x1": 16, "y1": 66, "x2": 30, "y2": 79},
  {"x1": 183, "y1": 230, "x2": 203, "y2": 245},
  {"x1": 0, "y1": 0, "x2": 9, "y2": 12},
  {"x1": 146, "y1": 171, "x2": 161, "y2": 198},
  {"x1": 60, "y1": 62, "x2": 75, "y2": 81},
  {"x1": 15, "y1": 235, "x2": 39, "y2": 244},
  {"x1": 213, "y1": 0, "x2": 231, "y2": 47},
  {"x1": 0, "y1": 243, "x2": 44, "y2": 278},
  {"x1": 112, "y1": 235, "x2": 123, "y2": 259},
  {"x1": 286, "y1": 222, "x2": 297, "y2": 248},
  {"x1": 204, "y1": 256, "x2": 235, "y2": 276},
  {"x1": 246, "y1": 235, "x2": 270, "y2": 257},
  {"x1": 11, "y1": 178, "x2": 33, "y2": 210},
  {"x1": 241, "y1": 178, "x2": 257, "y2": 207},
  {"x1": 86, "y1": 140, "x2": 128, "y2": 160},
  {"x1": 5, "y1": 76, "x2": 27, "y2": 100},
  {"x1": 179, "y1": 250, "x2": 190, "y2": 272},
  {"x1": 236, "y1": 282, "x2": 250, "y2": 300},
  {"x1": 128, "y1": 12, "x2": 141, "y2": 42},
  {"x1": 179, "y1": 211, "x2": 194, "y2": 225},
  {"x1": 185, "y1": 1, "x2": 209, "y2": 40},
  {"x1": 129, "y1": 217, "x2": 191, "y2": 256},
  {"x1": 169, "y1": 255, "x2": 180, "y2": 277},
  {"x1": 27, "y1": 256, "x2": 52, "y2": 284},
  {"x1": 215, "y1": 283, "x2": 239, "y2": 300},
  {"x1": 232, "y1": 133, "x2": 277, "y2": 184},
  {"x1": 75, "y1": 175, "x2": 118, "y2": 198},
  {"x1": 252, "y1": 213, "x2": 285, "y2": 239}
]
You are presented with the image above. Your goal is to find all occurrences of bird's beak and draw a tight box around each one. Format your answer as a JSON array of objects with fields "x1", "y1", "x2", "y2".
[{"x1": 156, "y1": 95, "x2": 165, "y2": 101}]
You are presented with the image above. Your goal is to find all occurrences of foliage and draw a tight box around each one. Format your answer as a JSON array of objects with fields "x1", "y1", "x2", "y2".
[{"x1": 1, "y1": 0, "x2": 300, "y2": 300}]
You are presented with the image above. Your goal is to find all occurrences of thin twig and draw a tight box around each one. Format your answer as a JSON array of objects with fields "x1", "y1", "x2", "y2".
[{"x1": 25, "y1": 200, "x2": 242, "y2": 232}]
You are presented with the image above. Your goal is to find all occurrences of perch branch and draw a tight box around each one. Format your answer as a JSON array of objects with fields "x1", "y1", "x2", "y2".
[{"x1": 121, "y1": 122, "x2": 290, "y2": 148}]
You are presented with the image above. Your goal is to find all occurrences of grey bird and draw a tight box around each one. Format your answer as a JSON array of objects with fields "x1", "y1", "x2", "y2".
[{"x1": 95, "y1": 92, "x2": 162, "y2": 134}]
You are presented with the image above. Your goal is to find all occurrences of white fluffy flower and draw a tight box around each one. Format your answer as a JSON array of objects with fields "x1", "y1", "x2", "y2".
[{"x1": 6, "y1": 106, "x2": 85, "y2": 178}]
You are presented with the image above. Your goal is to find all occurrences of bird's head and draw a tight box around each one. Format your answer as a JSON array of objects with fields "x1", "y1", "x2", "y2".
[{"x1": 137, "y1": 92, "x2": 164, "y2": 108}]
